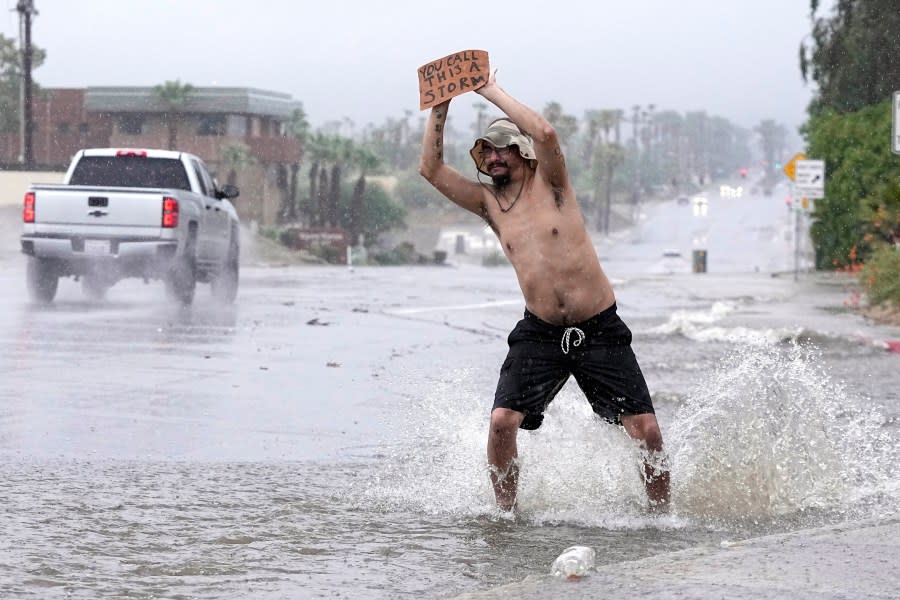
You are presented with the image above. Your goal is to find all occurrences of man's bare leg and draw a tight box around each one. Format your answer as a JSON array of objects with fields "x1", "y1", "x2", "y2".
[
  {"x1": 487, "y1": 408, "x2": 524, "y2": 511},
  {"x1": 621, "y1": 413, "x2": 670, "y2": 510}
]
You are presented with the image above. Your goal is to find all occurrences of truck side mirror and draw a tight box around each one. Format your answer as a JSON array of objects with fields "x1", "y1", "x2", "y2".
[{"x1": 216, "y1": 184, "x2": 240, "y2": 200}]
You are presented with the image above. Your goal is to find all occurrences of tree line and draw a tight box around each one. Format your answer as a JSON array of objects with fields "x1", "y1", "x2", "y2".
[
  {"x1": 799, "y1": 0, "x2": 900, "y2": 307},
  {"x1": 335, "y1": 100, "x2": 779, "y2": 236},
  {"x1": 0, "y1": 31, "x2": 790, "y2": 261}
]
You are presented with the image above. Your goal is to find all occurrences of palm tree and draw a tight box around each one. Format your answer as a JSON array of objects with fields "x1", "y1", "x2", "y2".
[
  {"x1": 653, "y1": 110, "x2": 685, "y2": 187},
  {"x1": 349, "y1": 146, "x2": 381, "y2": 244},
  {"x1": 328, "y1": 137, "x2": 355, "y2": 227},
  {"x1": 0, "y1": 34, "x2": 46, "y2": 135},
  {"x1": 153, "y1": 79, "x2": 195, "y2": 150},
  {"x1": 219, "y1": 143, "x2": 257, "y2": 186},
  {"x1": 219, "y1": 143, "x2": 257, "y2": 221},
  {"x1": 755, "y1": 119, "x2": 787, "y2": 183},
  {"x1": 285, "y1": 106, "x2": 311, "y2": 222},
  {"x1": 582, "y1": 110, "x2": 602, "y2": 171},
  {"x1": 304, "y1": 132, "x2": 340, "y2": 227},
  {"x1": 590, "y1": 141, "x2": 625, "y2": 235},
  {"x1": 472, "y1": 101, "x2": 489, "y2": 138},
  {"x1": 683, "y1": 111, "x2": 708, "y2": 184},
  {"x1": 542, "y1": 101, "x2": 579, "y2": 152},
  {"x1": 584, "y1": 109, "x2": 625, "y2": 233}
]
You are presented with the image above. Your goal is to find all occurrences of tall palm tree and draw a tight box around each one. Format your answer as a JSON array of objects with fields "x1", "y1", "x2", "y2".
[
  {"x1": 755, "y1": 119, "x2": 787, "y2": 183},
  {"x1": 219, "y1": 143, "x2": 257, "y2": 221},
  {"x1": 304, "y1": 132, "x2": 339, "y2": 227},
  {"x1": 582, "y1": 109, "x2": 602, "y2": 170},
  {"x1": 585, "y1": 109, "x2": 625, "y2": 233},
  {"x1": 349, "y1": 146, "x2": 381, "y2": 244},
  {"x1": 285, "y1": 106, "x2": 310, "y2": 222},
  {"x1": 153, "y1": 79, "x2": 195, "y2": 150},
  {"x1": 595, "y1": 144, "x2": 625, "y2": 234},
  {"x1": 327, "y1": 137, "x2": 355, "y2": 228},
  {"x1": 219, "y1": 143, "x2": 257, "y2": 185},
  {"x1": 683, "y1": 111, "x2": 708, "y2": 183},
  {"x1": 542, "y1": 101, "x2": 579, "y2": 152},
  {"x1": 472, "y1": 101, "x2": 489, "y2": 138}
]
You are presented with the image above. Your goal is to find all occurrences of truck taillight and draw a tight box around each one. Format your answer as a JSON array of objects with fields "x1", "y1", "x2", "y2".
[
  {"x1": 23, "y1": 192, "x2": 35, "y2": 223},
  {"x1": 162, "y1": 196, "x2": 179, "y2": 228},
  {"x1": 116, "y1": 149, "x2": 148, "y2": 157}
]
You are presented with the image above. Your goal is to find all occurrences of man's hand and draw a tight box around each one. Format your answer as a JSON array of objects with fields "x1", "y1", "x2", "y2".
[
  {"x1": 470, "y1": 66, "x2": 569, "y2": 189},
  {"x1": 475, "y1": 68, "x2": 498, "y2": 96}
]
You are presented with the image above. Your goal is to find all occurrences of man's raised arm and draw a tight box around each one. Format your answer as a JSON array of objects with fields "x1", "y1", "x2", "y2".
[
  {"x1": 475, "y1": 72, "x2": 569, "y2": 189},
  {"x1": 418, "y1": 99, "x2": 483, "y2": 216}
]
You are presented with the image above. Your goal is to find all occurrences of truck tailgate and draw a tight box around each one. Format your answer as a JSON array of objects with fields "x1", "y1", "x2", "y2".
[{"x1": 31, "y1": 185, "x2": 165, "y2": 236}]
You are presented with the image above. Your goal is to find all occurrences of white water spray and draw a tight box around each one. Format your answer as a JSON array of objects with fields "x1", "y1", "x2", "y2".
[
  {"x1": 669, "y1": 344, "x2": 897, "y2": 522},
  {"x1": 364, "y1": 369, "x2": 658, "y2": 526}
]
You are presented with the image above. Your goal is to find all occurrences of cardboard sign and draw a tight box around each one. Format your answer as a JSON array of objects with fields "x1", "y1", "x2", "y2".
[{"x1": 417, "y1": 49, "x2": 489, "y2": 110}]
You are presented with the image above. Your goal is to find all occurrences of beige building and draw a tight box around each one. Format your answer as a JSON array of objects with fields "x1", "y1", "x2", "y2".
[{"x1": 0, "y1": 86, "x2": 304, "y2": 226}]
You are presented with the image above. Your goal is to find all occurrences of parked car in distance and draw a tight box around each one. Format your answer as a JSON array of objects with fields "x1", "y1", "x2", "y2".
[{"x1": 20, "y1": 148, "x2": 241, "y2": 305}]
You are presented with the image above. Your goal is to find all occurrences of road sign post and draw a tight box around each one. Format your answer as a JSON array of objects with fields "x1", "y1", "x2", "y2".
[
  {"x1": 795, "y1": 159, "x2": 825, "y2": 199},
  {"x1": 893, "y1": 91, "x2": 900, "y2": 155},
  {"x1": 781, "y1": 153, "x2": 822, "y2": 283},
  {"x1": 783, "y1": 152, "x2": 806, "y2": 181}
]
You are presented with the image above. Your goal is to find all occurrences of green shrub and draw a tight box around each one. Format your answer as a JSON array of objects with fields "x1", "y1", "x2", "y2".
[
  {"x1": 860, "y1": 245, "x2": 900, "y2": 306},
  {"x1": 371, "y1": 242, "x2": 429, "y2": 265},
  {"x1": 804, "y1": 101, "x2": 900, "y2": 269},
  {"x1": 309, "y1": 243, "x2": 345, "y2": 264}
]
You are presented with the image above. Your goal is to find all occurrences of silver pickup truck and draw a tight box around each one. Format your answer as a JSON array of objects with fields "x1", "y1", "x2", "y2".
[{"x1": 20, "y1": 148, "x2": 240, "y2": 305}]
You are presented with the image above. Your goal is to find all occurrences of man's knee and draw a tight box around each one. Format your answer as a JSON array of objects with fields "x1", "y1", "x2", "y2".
[
  {"x1": 490, "y1": 407, "x2": 524, "y2": 437},
  {"x1": 622, "y1": 413, "x2": 664, "y2": 451}
]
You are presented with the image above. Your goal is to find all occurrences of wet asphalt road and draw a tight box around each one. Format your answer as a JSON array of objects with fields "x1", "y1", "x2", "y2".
[
  {"x1": 0, "y1": 258, "x2": 522, "y2": 464},
  {"x1": 2, "y1": 185, "x2": 899, "y2": 598}
]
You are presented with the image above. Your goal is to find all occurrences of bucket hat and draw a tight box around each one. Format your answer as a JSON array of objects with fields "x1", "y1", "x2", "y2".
[{"x1": 469, "y1": 118, "x2": 537, "y2": 176}]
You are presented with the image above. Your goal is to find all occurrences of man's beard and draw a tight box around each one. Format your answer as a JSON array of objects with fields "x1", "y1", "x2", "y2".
[
  {"x1": 489, "y1": 164, "x2": 511, "y2": 189},
  {"x1": 491, "y1": 173, "x2": 511, "y2": 188}
]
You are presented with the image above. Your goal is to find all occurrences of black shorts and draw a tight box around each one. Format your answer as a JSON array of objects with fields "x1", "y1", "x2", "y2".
[{"x1": 493, "y1": 303, "x2": 654, "y2": 430}]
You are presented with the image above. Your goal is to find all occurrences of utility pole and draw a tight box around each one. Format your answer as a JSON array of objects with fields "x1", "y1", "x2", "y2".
[
  {"x1": 17, "y1": 0, "x2": 37, "y2": 167},
  {"x1": 630, "y1": 105, "x2": 642, "y2": 222}
]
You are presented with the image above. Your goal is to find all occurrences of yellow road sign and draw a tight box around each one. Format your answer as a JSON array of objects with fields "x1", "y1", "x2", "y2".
[{"x1": 783, "y1": 152, "x2": 806, "y2": 181}]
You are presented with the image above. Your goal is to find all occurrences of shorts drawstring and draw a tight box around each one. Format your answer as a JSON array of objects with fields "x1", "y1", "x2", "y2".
[{"x1": 561, "y1": 327, "x2": 585, "y2": 354}]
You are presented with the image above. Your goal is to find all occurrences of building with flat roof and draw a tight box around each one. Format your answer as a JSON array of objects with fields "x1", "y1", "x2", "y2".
[{"x1": 0, "y1": 86, "x2": 304, "y2": 226}]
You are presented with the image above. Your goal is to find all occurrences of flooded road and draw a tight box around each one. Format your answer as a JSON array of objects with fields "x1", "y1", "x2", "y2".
[
  {"x1": 1, "y1": 186, "x2": 899, "y2": 598},
  {"x1": 1, "y1": 259, "x2": 898, "y2": 599}
]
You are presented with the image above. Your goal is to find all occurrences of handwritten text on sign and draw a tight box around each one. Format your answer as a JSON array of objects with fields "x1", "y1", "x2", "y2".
[{"x1": 418, "y1": 49, "x2": 489, "y2": 110}]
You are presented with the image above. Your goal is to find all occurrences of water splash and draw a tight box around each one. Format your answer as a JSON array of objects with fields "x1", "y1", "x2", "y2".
[
  {"x1": 669, "y1": 344, "x2": 898, "y2": 523},
  {"x1": 649, "y1": 301, "x2": 807, "y2": 346},
  {"x1": 363, "y1": 369, "x2": 657, "y2": 527},
  {"x1": 363, "y1": 345, "x2": 897, "y2": 530},
  {"x1": 362, "y1": 369, "x2": 494, "y2": 516}
]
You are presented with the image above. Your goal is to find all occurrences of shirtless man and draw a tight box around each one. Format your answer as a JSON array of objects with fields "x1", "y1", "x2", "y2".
[{"x1": 418, "y1": 70, "x2": 669, "y2": 512}]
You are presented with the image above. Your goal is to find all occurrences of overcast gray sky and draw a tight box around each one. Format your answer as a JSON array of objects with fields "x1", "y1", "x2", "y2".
[{"x1": 2, "y1": 0, "x2": 830, "y2": 143}]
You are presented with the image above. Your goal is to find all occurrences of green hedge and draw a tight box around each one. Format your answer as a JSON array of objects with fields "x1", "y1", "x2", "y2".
[{"x1": 805, "y1": 100, "x2": 900, "y2": 269}]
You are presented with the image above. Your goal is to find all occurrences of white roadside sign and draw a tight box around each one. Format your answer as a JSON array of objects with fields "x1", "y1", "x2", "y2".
[
  {"x1": 893, "y1": 91, "x2": 900, "y2": 154},
  {"x1": 795, "y1": 159, "x2": 825, "y2": 199}
]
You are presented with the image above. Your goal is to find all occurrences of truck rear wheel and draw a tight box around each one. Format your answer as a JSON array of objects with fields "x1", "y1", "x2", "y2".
[
  {"x1": 81, "y1": 275, "x2": 109, "y2": 301},
  {"x1": 26, "y1": 257, "x2": 60, "y2": 303},
  {"x1": 165, "y1": 247, "x2": 197, "y2": 306}
]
